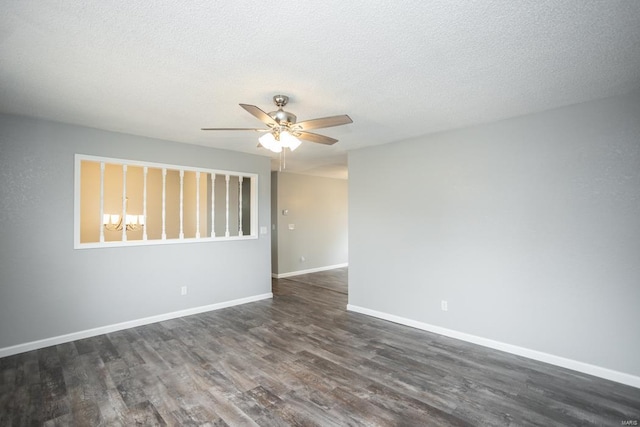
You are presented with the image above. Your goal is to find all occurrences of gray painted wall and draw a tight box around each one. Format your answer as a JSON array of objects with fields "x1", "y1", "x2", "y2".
[
  {"x1": 272, "y1": 172, "x2": 348, "y2": 275},
  {"x1": 348, "y1": 92, "x2": 640, "y2": 377},
  {"x1": 0, "y1": 114, "x2": 272, "y2": 350}
]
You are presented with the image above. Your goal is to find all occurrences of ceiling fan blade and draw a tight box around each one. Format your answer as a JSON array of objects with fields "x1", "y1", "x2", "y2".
[
  {"x1": 240, "y1": 104, "x2": 278, "y2": 126},
  {"x1": 201, "y1": 127, "x2": 267, "y2": 131},
  {"x1": 297, "y1": 131, "x2": 338, "y2": 145},
  {"x1": 295, "y1": 114, "x2": 352, "y2": 131}
]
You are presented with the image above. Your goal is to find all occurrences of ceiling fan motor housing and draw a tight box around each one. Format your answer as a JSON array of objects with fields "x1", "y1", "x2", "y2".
[
  {"x1": 269, "y1": 109, "x2": 297, "y2": 125},
  {"x1": 269, "y1": 95, "x2": 297, "y2": 125}
]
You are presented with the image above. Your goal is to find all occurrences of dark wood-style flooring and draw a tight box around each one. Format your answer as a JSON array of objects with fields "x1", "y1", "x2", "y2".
[{"x1": 1, "y1": 268, "x2": 639, "y2": 425}]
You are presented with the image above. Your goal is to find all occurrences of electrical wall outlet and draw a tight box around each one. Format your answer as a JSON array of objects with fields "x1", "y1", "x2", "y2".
[
  {"x1": 181, "y1": 286, "x2": 188, "y2": 296},
  {"x1": 441, "y1": 300, "x2": 448, "y2": 311}
]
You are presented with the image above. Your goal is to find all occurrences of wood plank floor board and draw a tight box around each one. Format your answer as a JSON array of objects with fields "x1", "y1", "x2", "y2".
[
  {"x1": 37, "y1": 347, "x2": 70, "y2": 422},
  {"x1": 72, "y1": 337, "x2": 96, "y2": 357},
  {"x1": 171, "y1": 404, "x2": 227, "y2": 426},
  {"x1": 5, "y1": 351, "x2": 44, "y2": 426},
  {"x1": 226, "y1": 388, "x2": 277, "y2": 423},
  {"x1": 1, "y1": 267, "x2": 639, "y2": 425},
  {"x1": 58, "y1": 346, "x2": 104, "y2": 425},
  {"x1": 201, "y1": 388, "x2": 260, "y2": 427},
  {"x1": 327, "y1": 385, "x2": 405, "y2": 426},
  {"x1": 95, "y1": 386, "x2": 128, "y2": 426},
  {"x1": 42, "y1": 412, "x2": 74, "y2": 427},
  {"x1": 0, "y1": 355, "x2": 17, "y2": 394},
  {"x1": 291, "y1": 349, "x2": 469, "y2": 426},
  {"x1": 130, "y1": 338, "x2": 171, "y2": 372},
  {"x1": 269, "y1": 389, "x2": 345, "y2": 427},
  {"x1": 363, "y1": 381, "x2": 472, "y2": 426}
]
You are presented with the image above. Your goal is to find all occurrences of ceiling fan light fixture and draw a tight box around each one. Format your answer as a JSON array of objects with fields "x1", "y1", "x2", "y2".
[
  {"x1": 258, "y1": 132, "x2": 282, "y2": 153},
  {"x1": 202, "y1": 94, "x2": 352, "y2": 157},
  {"x1": 280, "y1": 131, "x2": 302, "y2": 151}
]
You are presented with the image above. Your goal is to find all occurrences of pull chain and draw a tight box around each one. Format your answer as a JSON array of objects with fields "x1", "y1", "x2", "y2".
[{"x1": 277, "y1": 149, "x2": 288, "y2": 172}]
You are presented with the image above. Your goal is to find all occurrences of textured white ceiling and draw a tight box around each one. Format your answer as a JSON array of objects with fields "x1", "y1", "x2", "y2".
[{"x1": 1, "y1": 1, "x2": 639, "y2": 178}]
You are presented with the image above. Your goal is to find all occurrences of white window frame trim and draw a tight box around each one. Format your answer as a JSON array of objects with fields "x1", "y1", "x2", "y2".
[{"x1": 74, "y1": 154, "x2": 259, "y2": 249}]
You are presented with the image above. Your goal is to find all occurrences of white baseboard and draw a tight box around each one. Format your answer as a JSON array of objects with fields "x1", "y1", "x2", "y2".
[
  {"x1": 0, "y1": 293, "x2": 273, "y2": 358},
  {"x1": 346, "y1": 304, "x2": 640, "y2": 390},
  {"x1": 272, "y1": 263, "x2": 348, "y2": 279}
]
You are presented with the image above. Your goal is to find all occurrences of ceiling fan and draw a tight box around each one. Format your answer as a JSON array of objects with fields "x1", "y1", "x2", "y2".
[{"x1": 201, "y1": 95, "x2": 353, "y2": 154}]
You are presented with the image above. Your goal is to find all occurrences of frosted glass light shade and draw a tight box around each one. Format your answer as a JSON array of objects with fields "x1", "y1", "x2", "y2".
[
  {"x1": 259, "y1": 132, "x2": 282, "y2": 153},
  {"x1": 280, "y1": 131, "x2": 301, "y2": 151},
  {"x1": 259, "y1": 131, "x2": 300, "y2": 152}
]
